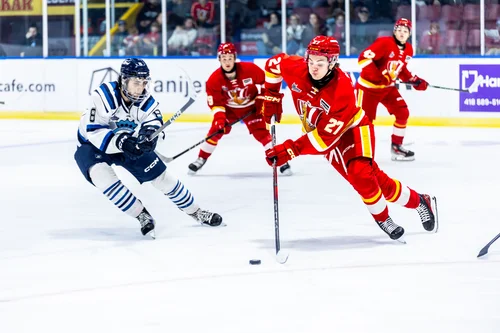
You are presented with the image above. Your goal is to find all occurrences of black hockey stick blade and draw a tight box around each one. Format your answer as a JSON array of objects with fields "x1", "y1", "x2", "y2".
[
  {"x1": 139, "y1": 97, "x2": 195, "y2": 144},
  {"x1": 477, "y1": 233, "x2": 500, "y2": 258}
]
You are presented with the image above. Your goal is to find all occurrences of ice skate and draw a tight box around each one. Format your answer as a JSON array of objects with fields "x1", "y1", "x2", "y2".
[
  {"x1": 279, "y1": 162, "x2": 292, "y2": 176},
  {"x1": 189, "y1": 208, "x2": 223, "y2": 227},
  {"x1": 188, "y1": 157, "x2": 207, "y2": 175},
  {"x1": 377, "y1": 216, "x2": 405, "y2": 243},
  {"x1": 136, "y1": 208, "x2": 156, "y2": 238},
  {"x1": 416, "y1": 194, "x2": 439, "y2": 233},
  {"x1": 391, "y1": 143, "x2": 415, "y2": 161}
]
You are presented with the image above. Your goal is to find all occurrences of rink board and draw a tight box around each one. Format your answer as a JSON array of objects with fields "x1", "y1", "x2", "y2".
[{"x1": 0, "y1": 56, "x2": 499, "y2": 127}]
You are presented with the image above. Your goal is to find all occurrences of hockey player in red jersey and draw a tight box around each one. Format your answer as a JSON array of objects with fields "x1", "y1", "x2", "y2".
[
  {"x1": 260, "y1": 36, "x2": 438, "y2": 241},
  {"x1": 188, "y1": 42, "x2": 292, "y2": 175},
  {"x1": 355, "y1": 18, "x2": 428, "y2": 161}
]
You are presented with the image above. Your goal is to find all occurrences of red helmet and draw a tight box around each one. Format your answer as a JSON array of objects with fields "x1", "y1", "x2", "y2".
[
  {"x1": 217, "y1": 42, "x2": 237, "y2": 57},
  {"x1": 394, "y1": 18, "x2": 412, "y2": 32},
  {"x1": 305, "y1": 35, "x2": 340, "y2": 64}
]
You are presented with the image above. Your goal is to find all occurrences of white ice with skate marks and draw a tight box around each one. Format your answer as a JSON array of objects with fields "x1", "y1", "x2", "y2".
[{"x1": 0, "y1": 120, "x2": 499, "y2": 333}]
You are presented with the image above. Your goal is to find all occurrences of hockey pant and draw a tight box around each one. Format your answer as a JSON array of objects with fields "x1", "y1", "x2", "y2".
[
  {"x1": 75, "y1": 142, "x2": 199, "y2": 218},
  {"x1": 355, "y1": 83, "x2": 410, "y2": 146},
  {"x1": 324, "y1": 124, "x2": 420, "y2": 222},
  {"x1": 198, "y1": 111, "x2": 272, "y2": 160}
]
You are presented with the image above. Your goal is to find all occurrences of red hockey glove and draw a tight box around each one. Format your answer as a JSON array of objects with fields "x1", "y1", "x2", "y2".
[
  {"x1": 208, "y1": 111, "x2": 231, "y2": 140},
  {"x1": 409, "y1": 76, "x2": 428, "y2": 91},
  {"x1": 265, "y1": 139, "x2": 300, "y2": 166},
  {"x1": 258, "y1": 89, "x2": 284, "y2": 124}
]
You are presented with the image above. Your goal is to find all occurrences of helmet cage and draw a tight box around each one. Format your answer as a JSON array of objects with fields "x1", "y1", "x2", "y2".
[{"x1": 121, "y1": 75, "x2": 151, "y2": 104}]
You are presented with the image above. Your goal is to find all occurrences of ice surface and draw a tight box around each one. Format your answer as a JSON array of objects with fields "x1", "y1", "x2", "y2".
[{"x1": 0, "y1": 120, "x2": 499, "y2": 333}]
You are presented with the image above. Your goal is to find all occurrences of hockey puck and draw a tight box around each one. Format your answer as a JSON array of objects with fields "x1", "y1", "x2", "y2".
[{"x1": 249, "y1": 259, "x2": 261, "y2": 265}]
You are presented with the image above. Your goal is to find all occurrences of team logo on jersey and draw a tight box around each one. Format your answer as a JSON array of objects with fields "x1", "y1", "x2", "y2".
[
  {"x1": 115, "y1": 119, "x2": 138, "y2": 130},
  {"x1": 320, "y1": 99, "x2": 330, "y2": 113},
  {"x1": 227, "y1": 87, "x2": 251, "y2": 105},
  {"x1": 389, "y1": 51, "x2": 395, "y2": 58},
  {"x1": 291, "y1": 83, "x2": 302, "y2": 93},
  {"x1": 243, "y1": 78, "x2": 253, "y2": 86}
]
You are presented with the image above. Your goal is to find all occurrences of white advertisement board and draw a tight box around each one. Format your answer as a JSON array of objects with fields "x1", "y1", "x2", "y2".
[{"x1": 0, "y1": 57, "x2": 499, "y2": 126}]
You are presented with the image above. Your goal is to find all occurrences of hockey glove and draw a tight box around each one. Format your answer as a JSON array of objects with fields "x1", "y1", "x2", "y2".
[
  {"x1": 409, "y1": 76, "x2": 428, "y2": 91},
  {"x1": 116, "y1": 132, "x2": 143, "y2": 160},
  {"x1": 209, "y1": 111, "x2": 231, "y2": 141},
  {"x1": 265, "y1": 139, "x2": 300, "y2": 166},
  {"x1": 137, "y1": 125, "x2": 160, "y2": 153},
  {"x1": 258, "y1": 89, "x2": 284, "y2": 124}
]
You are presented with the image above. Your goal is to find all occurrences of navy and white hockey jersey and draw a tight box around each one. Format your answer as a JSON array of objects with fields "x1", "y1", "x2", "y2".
[{"x1": 78, "y1": 81, "x2": 163, "y2": 154}]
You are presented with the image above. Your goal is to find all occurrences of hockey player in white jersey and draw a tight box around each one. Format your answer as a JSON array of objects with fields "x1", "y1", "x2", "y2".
[{"x1": 74, "y1": 58, "x2": 223, "y2": 238}]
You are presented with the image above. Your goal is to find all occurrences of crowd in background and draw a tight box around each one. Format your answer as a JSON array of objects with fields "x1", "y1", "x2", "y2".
[{"x1": 1, "y1": 0, "x2": 499, "y2": 57}]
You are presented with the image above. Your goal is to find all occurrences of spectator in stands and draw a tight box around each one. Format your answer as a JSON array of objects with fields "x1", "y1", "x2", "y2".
[
  {"x1": 350, "y1": 5, "x2": 375, "y2": 54},
  {"x1": 124, "y1": 26, "x2": 143, "y2": 56},
  {"x1": 259, "y1": 12, "x2": 282, "y2": 55},
  {"x1": 326, "y1": 0, "x2": 351, "y2": 17},
  {"x1": 167, "y1": 17, "x2": 198, "y2": 55},
  {"x1": 419, "y1": 21, "x2": 442, "y2": 54},
  {"x1": 169, "y1": 0, "x2": 192, "y2": 29},
  {"x1": 286, "y1": 14, "x2": 305, "y2": 54},
  {"x1": 326, "y1": 9, "x2": 346, "y2": 53},
  {"x1": 485, "y1": 19, "x2": 500, "y2": 55},
  {"x1": 137, "y1": 0, "x2": 161, "y2": 34},
  {"x1": 112, "y1": 20, "x2": 128, "y2": 56},
  {"x1": 142, "y1": 22, "x2": 161, "y2": 55},
  {"x1": 191, "y1": 0, "x2": 215, "y2": 28},
  {"x1": 301, "y1": 13, "x2": 327, "y2": 51},
  {"x1": 21, "y1": 24, "x2": 42, "y2": 57}
]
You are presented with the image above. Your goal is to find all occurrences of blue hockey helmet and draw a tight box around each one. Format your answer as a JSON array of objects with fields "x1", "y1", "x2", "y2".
[{"x1": 120, "y1": 58, "x2": 151, "y2": 103}]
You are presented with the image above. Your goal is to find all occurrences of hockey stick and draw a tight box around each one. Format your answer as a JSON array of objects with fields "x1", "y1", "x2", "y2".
[
  {"x1": 158, "y1": 109, "x2": 255, "y2": 163},
  {"x1": 270, "y1": 115, "x2": 288, "y2": 264},
  {"x1": 477, "y1": 233, "x2": 500, "y2": 258},
  {"x1": 139, "y1": 97, "x2": 195, "y2": 144},
  {"x1": 402, "y1": 81, "x2": 471, "y2": 93}
]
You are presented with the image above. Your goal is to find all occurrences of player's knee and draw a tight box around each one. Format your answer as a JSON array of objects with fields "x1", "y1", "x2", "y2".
[
  {"x1": 151, "y1": 169, "x2": 178, "y2": 193},
  {"x1": 394, "y1": 106, "x2": 409, "y2": 123},
  {"x1": 252, "y1": 128, "x2": 271, "y2": 145},
  {"x1": 89, "y1": 163, "x2": 118, "y2": 190},
  {"x1": 347, "y1": 158, "x2": 373, "y2": 184}
]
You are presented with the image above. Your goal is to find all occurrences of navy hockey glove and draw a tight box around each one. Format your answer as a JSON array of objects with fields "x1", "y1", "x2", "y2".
[
  {"x1": 116, "y1": 132, "x2": 143, "y2": 160},
  {"x1": 137, "y1": 125, "x2": 160, "y2": 153}
]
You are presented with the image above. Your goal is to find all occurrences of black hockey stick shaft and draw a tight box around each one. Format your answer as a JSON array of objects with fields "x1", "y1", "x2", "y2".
[
  {"x1": 477, "y1": 233, "x2": 500, "y2": 258},
  {"x1": 139, "y1": 97, "x2": 195, "y2": 144},
  {"x1": 270, "y1": 115, "x2": 281, "y2": 255},
  {"x1": 402, "y1": 81, "x2": 470, "y2": 93},
  {"x1": 164, "y1": 110, "x2": 255, "y2": 162}
]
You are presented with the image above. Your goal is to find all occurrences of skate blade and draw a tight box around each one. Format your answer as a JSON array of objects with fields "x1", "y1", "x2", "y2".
[
  {"x1": 430, "y1": 196, "x2": 439, "y2": 233},
  {"x1": 391, "y1": 155, "x2": 415, "y2": 162},
  {"x1": 187, "y1": 169, "x2": 197, "y2": 176},
  {"x1": 396, "y1": 237, "x2": 406, "y2": 244},
  {"x1": 280, "y1": 168, "x2": 293, "y2": 176},
  {"x1": 201, "y1": 222, "x2": 227, "y2": 227},
  {"x1": 144, "y1": 229, "x2": 156, "y2": 239},
  {"x1": 395, "y1": 236, "x2": 407, "y2": 244}
]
